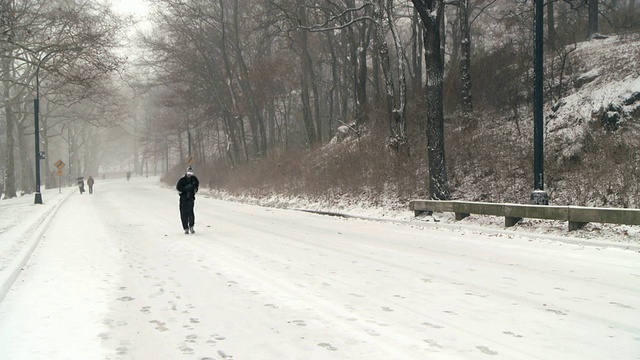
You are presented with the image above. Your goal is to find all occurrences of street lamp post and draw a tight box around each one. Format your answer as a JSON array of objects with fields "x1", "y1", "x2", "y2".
[
  {"x1": 33, "y1": 51, "x2": 56, "y2": 204},
  {"x1": 531, "y1": 0, "x2": 548, "y2": 205},
  {"x1": 34, "y1": 99, "x2": 42, "y2": 203}
]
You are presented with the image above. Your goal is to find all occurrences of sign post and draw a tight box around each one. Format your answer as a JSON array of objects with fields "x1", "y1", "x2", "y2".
[{"x1": 54, "y1": 160, "x2": 65, "y2": 194}]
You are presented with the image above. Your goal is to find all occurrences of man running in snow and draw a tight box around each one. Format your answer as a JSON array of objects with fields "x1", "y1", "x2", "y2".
[{"x1": 176, "y1": 166, "x2": 199, "y2": 234}]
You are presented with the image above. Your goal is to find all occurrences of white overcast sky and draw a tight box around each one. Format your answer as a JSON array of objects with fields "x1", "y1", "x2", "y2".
[
  {"x1": 108, "y1": 0, "x2": 151, "y2": 35},
  {"x1": 109, "y1": 0, "x2": 149, "y2": 16}
]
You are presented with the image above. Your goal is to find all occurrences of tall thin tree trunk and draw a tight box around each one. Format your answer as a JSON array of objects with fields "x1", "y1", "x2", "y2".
[
  {"x1": 355, "y1": 30, "x2": 369, "y2": 126},
  {"x1": 372, "y1": 31, "x2": 381, "y2": 103},
  {"x1": 327, "y1": 31, "x2": 339, "y2": 137},
  {"x1": 459, "y1": 0, "x2": 473, "y2": 118},
  {"x1": 237, "y1": 115, "x2": 249, "y2": 163},
  {"x1": 340, "y1": 29, "x2": 350, "y2": 124},
  {"x1": 411, "y1": 0, "x2": 450, "y2": 200},
  {"x1": 2, "y1": 58, "x2": 17, "y2": 198},
  {"x1": 16, "y1": 102, "x2": 34, "y2": 193},
  {"x1": 222, "y1": 111, "x2": 236, "y2": 168},
  {"x1": 625, "y1": 0, "x2": 636, "y2": 27},
  {"x1": 547, "y1": 0, "x2": 556, "y2": 49},
  {"x1": 233, "y1": 0, "x2": 266, "y2": 157},
  {"x1": 311, "y1": 56, "x2": 321, "y2": 144},
  {"x1": 2, "y1": 2, "x2": 17, "y2": 199},
  {"x1": 43, "y1": 100, "x2": 54, "y2": 188},
  {"x1": 296, "y1": 0, "x2": 317, "y2": 146},
  {"x1": 219, "y1": 0, "x2": 243, "y2": 164},
  {"x1": 588, "y1": 0, "x2": 599, "y2": 38},
  {"x1": 357, "y1": 16, "x2": 373, "y2": 127},
  {"x1": 411, "y1": 10, "x2": 423, "y2": 95},
  {"x1": 376, "y1": 0, "x2": 408, "y2": 150}
]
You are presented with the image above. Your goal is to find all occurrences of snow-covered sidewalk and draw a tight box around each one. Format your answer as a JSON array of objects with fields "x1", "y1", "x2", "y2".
[{"x1": 0, "y1": 186, "x2": 75, "y2": 302}]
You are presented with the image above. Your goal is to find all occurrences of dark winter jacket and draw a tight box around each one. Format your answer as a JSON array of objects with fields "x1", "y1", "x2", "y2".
[{"x1": 176, "y1": 174, "x2": 199, "y2": 200}]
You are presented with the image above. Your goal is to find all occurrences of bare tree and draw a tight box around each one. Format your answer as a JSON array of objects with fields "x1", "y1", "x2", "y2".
[
  {"x1": 295, "y1": 0, "x2": 318, "y2": 145},
  {"x1": 374, "y1": 0, "x2": 408, "y2": 152},
  {"x1": 232, "y1": 0, "x2": 268, "y2": 157},
  {"x1": 410, "y1": 0, "x2": 449, "y2": 200},
  {"x1": 1, "y1": 0, "x2": 19, "y2": 198},
  {"x1": 1, "y1": 0, "x2": 126, "y2": 199}
]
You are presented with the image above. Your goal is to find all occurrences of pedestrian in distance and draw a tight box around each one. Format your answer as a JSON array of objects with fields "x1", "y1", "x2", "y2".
[
  {"x1": 77, "y1": 177, "x2": 85, "y2": 194},
  {"x1": 176, "y1": 166, "x2": 199, "y2": 234},
  {"x1": 87, "y1": 176, "x2": 95, "y2": 194}
]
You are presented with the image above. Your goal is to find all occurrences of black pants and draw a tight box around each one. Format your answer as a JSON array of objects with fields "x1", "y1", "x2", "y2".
[{"x1": 179, "y1": 197, "x2": 195, "y2": 230}]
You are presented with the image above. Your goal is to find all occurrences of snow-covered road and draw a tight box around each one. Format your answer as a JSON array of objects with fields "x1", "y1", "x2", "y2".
[{"x1": 0, "y1": 177, "x2": 639, "y2": 359}]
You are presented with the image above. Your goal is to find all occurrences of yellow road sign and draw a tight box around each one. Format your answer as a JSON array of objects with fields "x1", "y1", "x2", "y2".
[
  {"x1": 187, "y1": 156, "x2": 194, "y2": 165},
  {"x1": 57, "y1": 170, "x2": 63, "y2": 176},
  {"x1": 54, "y1": 159, "x2": 65, "y2": 169}
]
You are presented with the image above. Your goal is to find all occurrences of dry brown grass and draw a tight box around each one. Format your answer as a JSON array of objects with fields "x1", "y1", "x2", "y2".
[{"x1": 163, "y1": 106, "x2": 640, "y2": 210}]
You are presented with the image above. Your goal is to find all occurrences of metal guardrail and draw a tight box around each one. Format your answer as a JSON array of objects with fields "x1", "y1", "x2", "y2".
[{"x1": 410, "y1": 200, "x2": 640, "y2": 231}]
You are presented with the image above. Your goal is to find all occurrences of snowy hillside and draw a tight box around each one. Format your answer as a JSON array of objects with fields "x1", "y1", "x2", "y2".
[{"x1": 548, "y1": 34, "x2": 640, "y2": 164}]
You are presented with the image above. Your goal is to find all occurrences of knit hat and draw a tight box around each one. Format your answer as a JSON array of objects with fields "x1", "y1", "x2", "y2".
[{"x1": 186, "y1": 166, "x2": 194, "y2": 175}]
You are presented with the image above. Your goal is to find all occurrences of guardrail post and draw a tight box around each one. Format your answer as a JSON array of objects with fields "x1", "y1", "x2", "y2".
[
  {"x1": 569, "y1": 221, "x2": 587, "y2": 231},
  {"x1": 505, "y1": 217, "x2": 522, "y2": 227},
  {"x1": 455, "y1": 212, "x2": 470, "y2": 220}
]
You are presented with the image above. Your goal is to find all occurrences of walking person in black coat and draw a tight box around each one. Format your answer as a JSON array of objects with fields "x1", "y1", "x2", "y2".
[
  {"x1": 77, "y1": 177, "x2": 85, "y2": 194},
  {"x1": 87, "y1": 176, "x2": 95, "y2": 194},
  {"x1": 176, "y1": 166, "x2": 199, "y2": 234}
]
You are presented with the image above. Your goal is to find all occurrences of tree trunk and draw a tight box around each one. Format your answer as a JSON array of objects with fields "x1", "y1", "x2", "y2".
[
  {"x1": 411, "y1": 9, "x2": 423, "y2": 95},
  {"x1": 220, "y1": 0, "x2": 243, "y2": 165},
  {"x1": 340, "y1": 29, "x2": 350, "y2": 125},
  {"x1": 16, "y1": 103, "x2": 34, "y2": 193},
  {"x1": 626, "y1": 0, "x2": 636, "y2": 27},
  {"x1": 588, "y1": 0, "x2": 599, "y2": 38},
  {"x1": 376, "y1": 2, "x2": 396, "y2": 134},
  {"x1": 233, "y1": 0, "x2": 266, "y2": 157},
  {"x1": 376, "y1": 0, "x2": 408, "y2": 151},
  {"x1": 2, "y1": 55, "x2": 17, "y2": 198},
  {"x1": 326, "y1": 31, "x2": 340, "y2": 137},
  {"x1": 459, "y1": 0, "x2": 473, "y2": 118},
  {"x1": 372, "y1": 32, "x2": 381, "y2": 103},
  {"x1": 43, "y1": 101, "x2": 54, "y2": 189},
  {"x1": 439, "y1": 3, "x2": 446, "y2": 68},
  {"x1": 238, "y1": 116, "x2": 249, "y2": 163},
  {"x1": 1, "y1": 2, "x2": 17, "y2": 198},
  {"x1": 222, "y1": 111, "x2": 236, "y2": 168},
  {"x1": 268, "y1": 97, "x2": 276, "y2": 150},
  {"x1": 411, "y1": 0, "x2": 450, "y2": 200},
  {"x1": 547, "y1": 0, "x2": 556, "y2": 49},
  {"x1": 311, "y1": 57, "x2": 321, "y2": 144},
  {"x1": 296, "y1": 0, "x2": 317, "y2": 146},
  {"x1": 355, "y1": 27, "x2": 370, "y2": 127},
  {"x1": 133, "y1": 120, "x2": 139, "y2": 175},
  {"x1": 450, "y1": 6, "x2": 461, "y2": 65}
]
